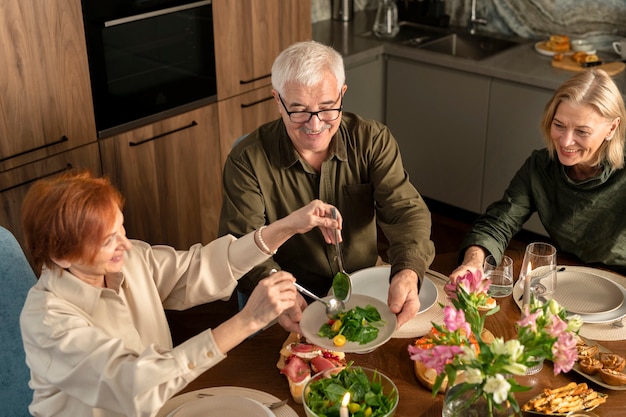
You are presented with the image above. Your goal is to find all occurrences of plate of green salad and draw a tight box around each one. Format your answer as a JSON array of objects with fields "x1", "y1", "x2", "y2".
[{"x1": 300, "y1": 294, "x2": 397, "y2": 353}]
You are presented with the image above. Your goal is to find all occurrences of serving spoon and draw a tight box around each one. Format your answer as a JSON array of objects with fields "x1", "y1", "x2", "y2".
[
  {"x1": 331, "y1": 207, "x2": 352, "y2": 302},
  {"x1": 294, "y1": 282, "x2": 345, "y2": 319}
]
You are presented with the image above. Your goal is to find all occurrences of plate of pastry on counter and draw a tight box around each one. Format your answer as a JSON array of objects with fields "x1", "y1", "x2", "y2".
[{"x1": 535, "y1": 34, "x2": 574, "y2": 56}]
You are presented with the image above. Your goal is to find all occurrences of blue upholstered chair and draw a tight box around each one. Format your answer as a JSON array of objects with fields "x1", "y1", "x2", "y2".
[{"x1": 0, "y1": 226, "x2": 36, "y2": 416}]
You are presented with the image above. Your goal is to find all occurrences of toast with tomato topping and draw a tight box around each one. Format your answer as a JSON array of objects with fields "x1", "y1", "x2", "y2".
[{"x1": 276, "y1": 332, "x2": 346, "y2": 402}]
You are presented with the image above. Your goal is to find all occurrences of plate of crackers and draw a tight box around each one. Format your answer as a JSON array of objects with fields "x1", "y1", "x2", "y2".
[{"x1": 522, "y1": 382, "x2": 608, "y2": 415}]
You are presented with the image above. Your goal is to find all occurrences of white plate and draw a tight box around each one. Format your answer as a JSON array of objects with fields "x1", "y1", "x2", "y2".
[
  {"x1": 551, "y1": 270, "x2": 624, "y2": 315},
  {"x1": 534, "y1": 41, "x2": 573, "y2": 56},
  {"x1": 513, "y1": 266, "x2": 626, "y2": 324},
  {"x1": 571, "y1": 336, "x2": 626, "y2": 391},
  {"x1": 347, "y1": 265, "x2": 438, "y2": 314},
  {"x1": 300, "y1": 294, "x2": 397, "y2": 353},
  {"x1": 169, "y1": 395, "x2": 273, "y2": 417}
]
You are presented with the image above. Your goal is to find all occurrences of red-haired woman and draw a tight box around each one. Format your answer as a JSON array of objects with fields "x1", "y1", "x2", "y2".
[{"x1": 19, "y1": 170, "x2": 339, "y2": 417}]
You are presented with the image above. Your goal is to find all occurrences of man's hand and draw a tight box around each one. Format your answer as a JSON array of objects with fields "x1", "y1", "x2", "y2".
[{"x1": 388, "y1": 268, "x2": 421, "y2": 328}]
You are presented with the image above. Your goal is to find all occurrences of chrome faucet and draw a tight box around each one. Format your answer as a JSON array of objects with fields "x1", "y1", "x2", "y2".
[{"x1": 468, "y1": 0, "x2": 487, "y2": 34}]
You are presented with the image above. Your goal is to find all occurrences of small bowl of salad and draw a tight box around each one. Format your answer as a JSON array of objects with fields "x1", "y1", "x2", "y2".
[{"x1": 302, "y1": 365, "x2": 398, "y2": 417}]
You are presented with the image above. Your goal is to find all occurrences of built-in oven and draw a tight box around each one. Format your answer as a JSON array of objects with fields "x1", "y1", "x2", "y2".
[{"x1": 81, "y1": 0, "x2": 217, "y2": 138}]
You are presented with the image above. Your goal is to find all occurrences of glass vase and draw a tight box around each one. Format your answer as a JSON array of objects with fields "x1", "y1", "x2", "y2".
[{"x1": 442, "y1": 384, "x2": 514, "y2": 417}]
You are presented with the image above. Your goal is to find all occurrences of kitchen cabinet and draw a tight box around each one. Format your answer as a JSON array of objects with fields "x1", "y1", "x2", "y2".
[
  {"x1": 386, "y1": 57, "x2": 490, "y2": 212},
  {"x1": 217, "y1": 85, "x2": 278, "y2": 163},
  {"x1": 344, "y1": 55, "x2": 386, "y2": 122},
  {"x1": 212, "y1": 0, "x2": 312, "y2": 101},
  {"x1": 99, "y1": 104, "x2": 221, "y2": 249},
  {"x1": 0, "y1": 143, "x2": 102, "y2": 259},
  {"x1": 484, "y1": 79, "x2": 551, "y2": 235},
  {"x1": 0, "y1": 0, "x2": 96, "y2": 171}
]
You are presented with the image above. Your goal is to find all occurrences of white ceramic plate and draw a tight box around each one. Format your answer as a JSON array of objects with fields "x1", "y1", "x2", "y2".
[
  {"x1": 513, "y1": 266, "x2": 626, "y2": 324},
  {"x1": 551, "y1": 270, "x2": 624, "y2": 315},
  {"x1": 347, "y1": 265, "x2": 438, "y2": 314},
  {"x1": 300, "y1": 294, "x2": 397, "y2": 353},
  {"x1": 534, "y1": 41, "x2": 573, "y2": 56},
  {"x1": 169, "y1": 395, "x2": 273, "y2": 417}
]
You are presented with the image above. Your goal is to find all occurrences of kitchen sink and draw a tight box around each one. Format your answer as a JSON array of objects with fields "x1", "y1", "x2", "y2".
[
  {"x1": 415, "y1": 32, "x2": 519, "y2": 60},
  {"x1": 360, "y1": 21, "x2": 521, "y2": 61},
  {"x1": 360, "y1": 21, "x2": 448, "y2": 46}
]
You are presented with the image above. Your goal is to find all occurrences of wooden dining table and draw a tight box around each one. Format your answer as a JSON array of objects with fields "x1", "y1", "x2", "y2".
[{"x1": 172, "y1": 249, "x2": 626, "y2": 416}]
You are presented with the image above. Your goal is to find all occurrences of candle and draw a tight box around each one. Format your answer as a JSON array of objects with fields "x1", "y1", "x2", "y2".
[
  {"x1": 340, "y1": 392, "x2": 351, "y2": 417},
  {"x1": 522, "y1": 263, "x2": 532, "y2": 310}
]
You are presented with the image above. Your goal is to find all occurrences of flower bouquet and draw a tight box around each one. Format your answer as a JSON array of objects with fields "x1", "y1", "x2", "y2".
[{"x1": 408, "y1": 269, "x2": 582, "y2": 416}]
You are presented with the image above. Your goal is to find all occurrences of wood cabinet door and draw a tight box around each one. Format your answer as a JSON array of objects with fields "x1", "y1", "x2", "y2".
[
  {"x1": 0, "y1": 143, "x2": 102, "y2": 261},
  {"x1": 217, "y1": 85, "x2": 278, "y2": 163},
  {"x1": 100, "y1": 104, "x2": 221, "y2": 249},
  {"x1": 212, "y1": 0, "x2": 311, "y2": 100},
  {"x1": 0, "y1": 0, "x2": 96, "y2": 170}
]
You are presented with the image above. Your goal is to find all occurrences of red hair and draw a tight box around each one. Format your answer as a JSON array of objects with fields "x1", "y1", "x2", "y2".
[{"x1": 21, "y1": 170, "x2": 124, "y2": 274}]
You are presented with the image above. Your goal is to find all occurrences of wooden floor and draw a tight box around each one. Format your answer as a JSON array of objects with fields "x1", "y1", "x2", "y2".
[{"x1": 166, "y1": 199, "x2": 541, "y2": 345}]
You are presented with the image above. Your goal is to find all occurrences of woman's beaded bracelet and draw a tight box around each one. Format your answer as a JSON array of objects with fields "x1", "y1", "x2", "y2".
[{"x1": 256, "y1": 225, "x2": 277, "y2": 255}]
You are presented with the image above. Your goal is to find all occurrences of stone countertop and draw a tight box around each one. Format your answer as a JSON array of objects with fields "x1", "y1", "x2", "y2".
[{"x1": 313, "y1": 10, "x2": 626, "y2": 93}]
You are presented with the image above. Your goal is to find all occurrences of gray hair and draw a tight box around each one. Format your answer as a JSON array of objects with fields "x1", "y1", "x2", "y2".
[
  {"x1": 271, "y1": 41, "x2": 345, "y2": 96},
  {"x1": 540, "y1": 69, "x2": 626, "y2": 170}
]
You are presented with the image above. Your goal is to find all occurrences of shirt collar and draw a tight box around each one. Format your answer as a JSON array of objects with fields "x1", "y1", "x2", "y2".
[
  {"x1": 277, "y1": 119, "x2": 348, "y2": 168},
  {"x1": 40, "y1": 266, "x2": 125, "y2": 315}
]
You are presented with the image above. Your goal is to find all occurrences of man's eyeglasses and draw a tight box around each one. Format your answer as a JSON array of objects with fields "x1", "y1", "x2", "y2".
[{"x1": 278, "y1": 94, "x2": 343, "y2": 123}]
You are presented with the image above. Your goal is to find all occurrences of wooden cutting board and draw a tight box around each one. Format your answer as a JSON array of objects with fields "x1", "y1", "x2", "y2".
[{"x1": 552, "y1": 56, "x2": 625, "y2": 76}]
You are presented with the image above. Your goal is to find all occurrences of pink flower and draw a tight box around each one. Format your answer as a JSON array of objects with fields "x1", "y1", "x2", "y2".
[
  {"x1": 546, "y1": 315, "x2": 568, "y2": 337},
  {"x1": 408, "y1": 344, "x2": 464, "y2": 374},
  {"x1": 443, "y1": 306, "x2": 471, "y2": 336},
  {"x1": 516, "y1": 309, "x2": 540, "y2": 332},
  {"x1": 551, "y1": 332, "x2": 578, "y2": 374},
  {"x1": 459, "y1": 269, "x2": 490, "y2": 294}
]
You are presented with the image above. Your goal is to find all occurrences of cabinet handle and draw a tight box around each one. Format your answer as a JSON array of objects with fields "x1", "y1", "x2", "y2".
[
  {"x1": 128, "y1": 121, "x2": 198, "y2": 147},
  {"x1": 104, "y1": 0, "x2": 212, "y2": 27},
  {"x1": 0, "y1": 163, "x2": 73, "y2": 193},
  {"x1": 241, "y1": 96, "x2": 274, "y2": 108},
  {"x1": 0, "y1": 136, "x2": 69, "y2": 163},
  {"x1": 240, "y1": 73, "x2": 271, "y2": 85}
]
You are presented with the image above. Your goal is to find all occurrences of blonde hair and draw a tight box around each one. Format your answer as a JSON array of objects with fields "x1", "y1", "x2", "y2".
[{"x1": 540, "y1": 69, "x2": 626, "y2": 169}]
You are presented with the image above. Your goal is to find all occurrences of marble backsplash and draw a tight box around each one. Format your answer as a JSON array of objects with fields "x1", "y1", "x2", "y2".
[{"x1": 312, "y1": 0, "x2": 626, "y2": 50}]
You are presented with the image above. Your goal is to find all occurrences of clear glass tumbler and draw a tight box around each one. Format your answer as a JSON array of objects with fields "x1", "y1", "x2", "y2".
[{"x1": 484, "y1": 254, "x2": 513, "y2": 298}]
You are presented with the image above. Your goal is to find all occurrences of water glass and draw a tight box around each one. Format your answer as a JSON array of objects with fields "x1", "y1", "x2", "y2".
[
  {"x1": 519, "y1": 242, "x2": 557, "y2": 298},
  {"x1": 484, "y1": 255, "x2": 513, "y2": 298}
]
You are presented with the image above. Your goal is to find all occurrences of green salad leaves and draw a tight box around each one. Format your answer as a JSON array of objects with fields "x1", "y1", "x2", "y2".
[
  {"x1": 318, "y1": 304, "x2": 384, "y2": 345},
  {"x1": 305, "y1": 365, "x2": 397, "y2": 417}
]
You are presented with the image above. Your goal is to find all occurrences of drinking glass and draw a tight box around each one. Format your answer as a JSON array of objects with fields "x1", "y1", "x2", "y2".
[
  {"x1": 484, "y1": 255, "x2": 513, "y2": 298},
  {"x1": 519, "y1": 242, "x2": 557, "y2": 298},
  {"x1": 373, "y1": 0, "x2": 399, "y2": 38}
]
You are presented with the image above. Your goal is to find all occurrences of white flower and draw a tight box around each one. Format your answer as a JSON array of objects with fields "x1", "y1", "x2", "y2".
[
  {"x1": 547, "y1": 298, "x2": 561, "y2": 316},
  {"x1": 483, "y1": 374, "x2": 511, "y2": 404},
  {"x1": 459, "y1": 345, "x2": 477, "y2": 362},
  {"x1": 464, "y1": 367, "x2": 484, "y2": 385},
  {"x1": 503, "y1": 339, "x2": 524, "y2": 361},
  {"x1": 567, "y1": 315, "x2": 583, "y2": 332},
  {"x1": 489, "y1": 337, "x2": 506, "y2": 355}
]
